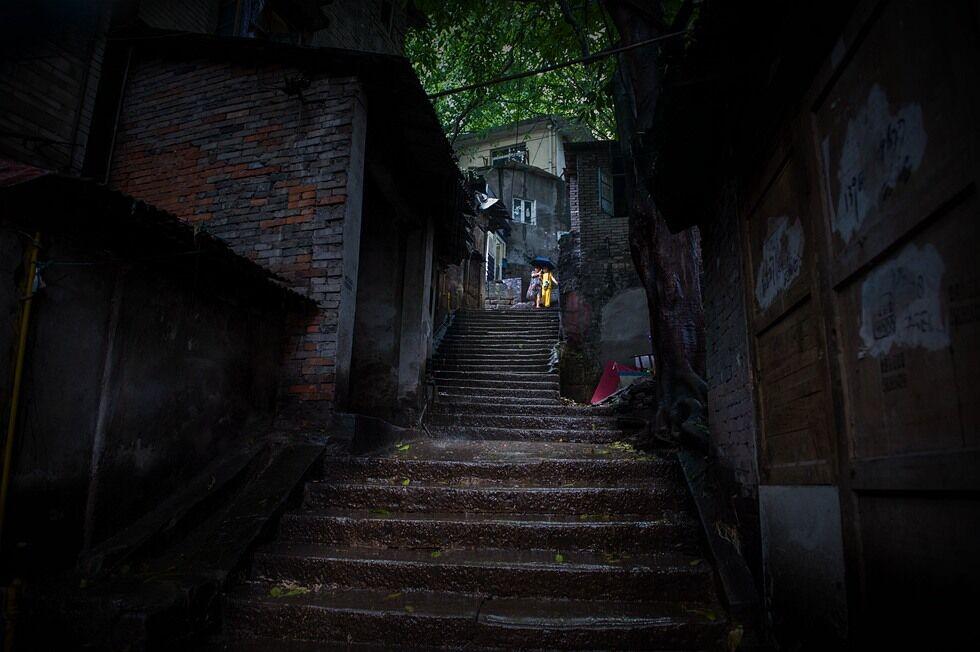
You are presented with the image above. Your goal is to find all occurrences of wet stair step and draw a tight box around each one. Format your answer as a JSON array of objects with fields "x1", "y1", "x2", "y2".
[
  {"x1": 319, "y1": 439, "x2": 677, "y2": 485},
  {"x1": 251, "y1": 543, "x2": 715, "y2": 601},
  {"x1": 426, "y1": 412, "x2": 625, "y2": 430},
  {"x1": 277, "y1": 508, "x2": 701, "y2": 553},
  {"x1": 224, "y1": 583, "x2": 726, "y2": 650},
  {"x1": 423, "y1": 425, "x2": 624, "y2": 443},
  {"x1": 304, "y1": 480, "x2": 688, "y2": 515}
]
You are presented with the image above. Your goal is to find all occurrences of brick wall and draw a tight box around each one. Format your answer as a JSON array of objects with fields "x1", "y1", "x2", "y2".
[
  {"x1": 138, "y1": 0, "x2": 218, "y2": 33},
  {"x1": 109, "y1": 54, "x2": 366, "y2": 415},
  {"x1": 0, "y1": 3, "x2": 108, "y2": 173},
  {"x1": 702, "y1": 184, "x2": 759, "y2": 491}
]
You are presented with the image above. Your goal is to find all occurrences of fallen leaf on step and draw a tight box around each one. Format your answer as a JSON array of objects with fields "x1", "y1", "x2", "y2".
[
  {"x1": 430, "y1": 550, "x2": 442, "y2": 558},
  {"x1": 384, "y1": 592, "x2": 402, "y2": 600},
  {"x1": 554, "y1": 553, "x2": 565, "y2": 563},
  {"x1": 728, "y1": 625, "x2": 744, "y2": 651},
  {"x1": 689, "y1": 559, "x2": 703, "y2": 566},
  {"x1": 396, "y1": 443, "x2": 411, "y2": 452},
  {"x1": 404, "y1": 605, "x2": 415, "y2": 613},
  {"x1": 401, "y1": 478, "x2": 411, "y2": 486}
]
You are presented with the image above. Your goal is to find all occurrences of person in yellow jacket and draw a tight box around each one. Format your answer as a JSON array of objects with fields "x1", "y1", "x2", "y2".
[{"x1": 540, "y1": 268, "x2": 558, "y2": 308}]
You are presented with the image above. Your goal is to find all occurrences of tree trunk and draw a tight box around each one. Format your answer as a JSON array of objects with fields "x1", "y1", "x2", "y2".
[{"x1": 603, "y1": 0, "x2": 707, "y2": 442}]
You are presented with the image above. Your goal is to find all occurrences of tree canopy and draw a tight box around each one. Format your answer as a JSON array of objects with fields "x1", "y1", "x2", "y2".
[{"x1": 405, "y1": 0, "x2": 619, "y2": 142}]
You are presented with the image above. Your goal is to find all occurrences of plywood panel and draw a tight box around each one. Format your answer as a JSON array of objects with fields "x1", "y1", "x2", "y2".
[
  {"x1": 746, "y1": 153, "x2": 813, "y2": 328},
  {"x1": 811, "y1": 0, "x2": 980, "y2": 285},
  {"x1": 835, "y1": 196, "x2": 980, "y2": 459},
  {"x1": 755, "y1": 299, "x2": 833, "y2": 483}
]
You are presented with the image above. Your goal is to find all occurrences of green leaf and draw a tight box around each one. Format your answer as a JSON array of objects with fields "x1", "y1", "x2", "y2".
[
  {"x1": 395, "y1": 443, "x2": 411, "y2": 452},
  {"x1": 269, "y1": 587, "x2": 282, "y2": 597},
  {"x1": 430, "y1": 550, "x2": 442, "y2": 559},
  {"x1": 404, "y1": 604, "x2": 415, "y2": 613},
  {"x1": 689, "y1": 559, "x2": 703, "y2": 567},
  {"x1": 554, "y1": 553, "x2": 565, "y2": 563},
  {"x1": 384, "y1": 592, "x2": 402, "y2": 601},
  {"x1": 370, "y1": 508, "x2": 392, "y2": 517},
  {"x1": 401, "y1": 478, "x2": 411, "y2": 486}
]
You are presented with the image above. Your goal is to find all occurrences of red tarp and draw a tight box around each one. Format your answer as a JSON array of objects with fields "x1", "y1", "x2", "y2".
[{"x1": 590, "y1": 360, "x2": 641, "y2": 404}]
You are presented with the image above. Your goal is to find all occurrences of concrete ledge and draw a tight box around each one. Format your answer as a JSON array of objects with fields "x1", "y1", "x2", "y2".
[{"x1": 20, "y1": 441, "x2": 326, "y2": 650}]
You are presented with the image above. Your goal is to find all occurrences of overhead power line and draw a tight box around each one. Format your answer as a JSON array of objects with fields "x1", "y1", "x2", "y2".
[{"x1": 427, "y1": 29, "x2": 690, "y2": 99}]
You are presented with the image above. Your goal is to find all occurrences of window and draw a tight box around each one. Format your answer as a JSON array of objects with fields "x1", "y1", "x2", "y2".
[
  {"x1": 490, "y1": 144, "x2": 527, "y2": 166},
  {"x1": 599, "y1": 167, "x2": 614, "y2": 215},
  {"x1": 598, "y1": 156, "x2": 628, "y2": 217},
  {"x1": 511, "y1": 198, "x2": 536, "y2": 225},
  {"x1": 486, "y1": 232, "x2": 506, "y2": 282}
]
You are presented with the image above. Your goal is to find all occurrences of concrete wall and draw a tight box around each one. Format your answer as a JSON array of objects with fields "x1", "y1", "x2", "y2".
[
  {"x1": 109, "y1": 54, "x2": 367, "y2": 419},
  {"x1": 759, "y1": 486, "x2": 848, "y2": 646},
  {"x1": 0, "y1": 222, "x2": 290, "y2": 572},
  {"x1": 479, "y1": 164, "x2": 567, "y2": 296},
  {"x1": 456, "y1": 120, "x2": 564, "y2": 175}
]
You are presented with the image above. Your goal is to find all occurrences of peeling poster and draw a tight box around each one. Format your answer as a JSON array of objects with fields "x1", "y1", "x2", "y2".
[
  {"x1": 755, "y1": 215, "x2": 804, "y2": 310},
  {"x1": 830, "y1": 84, "x2": 927, "y2": 243},
  {"x1": 858, "y1": 242, "x2": 949, "y2": 358}
]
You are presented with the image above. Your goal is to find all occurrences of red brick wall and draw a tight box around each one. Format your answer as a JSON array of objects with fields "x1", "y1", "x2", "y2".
[
  {"x1": 109, "y1": 55, "x2": 366, "y2": 414},
  {"x1": 559, "y1": 144, "x2": 643, "y2": 400}
]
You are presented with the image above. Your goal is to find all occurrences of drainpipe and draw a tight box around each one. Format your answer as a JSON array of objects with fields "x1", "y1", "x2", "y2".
[{"x1": 0, "y1": 231, "x2": 41, "y2": 550}]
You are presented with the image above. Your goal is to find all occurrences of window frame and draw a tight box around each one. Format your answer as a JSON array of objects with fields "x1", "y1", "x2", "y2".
[
  {"x1": 598, "y1": 166, "x2": 615, "y2": 216},
  {"x1": 511, "y1": 197, "x2": 537, "y2": 225},
  {"x1": 490, "y1": 144, "x2": 528, "y2": 166}
]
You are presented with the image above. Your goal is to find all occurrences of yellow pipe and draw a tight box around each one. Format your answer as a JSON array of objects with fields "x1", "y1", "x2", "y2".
[{"x1": 0, "y1": 231, "x2": 41, "y2": 549}]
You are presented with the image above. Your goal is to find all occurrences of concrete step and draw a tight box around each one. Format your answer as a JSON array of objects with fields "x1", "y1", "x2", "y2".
[
  {"x1": 455, "y1": 311, "x2": 558, "y2": 321},
  {"x1": 319, "y1": 440, "x2": 677, "y2": 486},
  {"x1": 251, "y1": 543, "x2": 714, "y2": 602},
  {"x1": 223, "y1": 583, "x2": 727, "y2": 649},
  {"x1": 432, "y1": 369, "x2": 557, "y2": 383},
  {"x1": 433, "y1": 351, "x2": 553, "y2": 362},
  {"x1": 430, "y1": 402, "x2": 611, "y2": 416},
  {"x1": 277, "y1": 508, "x2": 701, "y2": 554},
  {"x1": 435, "y1": 344, "x2": 554, "y2": 356},
  {"x1": 442, "y1": 328, "x2": 557, "y2": 336},
  {"x1": 424, "y1": 425, "x2": 623, "y2": 443},
  {"x1": 440, "y1": 334, "x2": 557, "y2": 342},
  {"x1": 426, "y1": 412, "x2": 625, "y2": 431},
  {"x1": 434, "y1": 392, "x2": 562, "y2": 406},
  {"x1": 434, "y1": 385, "x2": 560, "y2": 401},
  {"x1": 432, "y1": 378, "x2": 559, "y2": 392},
  {"x1": 431, "y1": 362, "x2": 552, "y2": 373},
  {"x1": 304, "y1": 480, "x2": 687, "y2": 515}
]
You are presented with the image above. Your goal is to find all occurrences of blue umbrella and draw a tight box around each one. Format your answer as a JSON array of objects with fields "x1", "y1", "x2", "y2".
[{"x1": 531, "y1": 256, "x2": 555, "y2": 270}]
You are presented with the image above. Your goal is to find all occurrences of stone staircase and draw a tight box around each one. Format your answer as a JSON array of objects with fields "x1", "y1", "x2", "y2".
[{"x1": 218, "y1": 310, "x2": 728, "y2": 649}]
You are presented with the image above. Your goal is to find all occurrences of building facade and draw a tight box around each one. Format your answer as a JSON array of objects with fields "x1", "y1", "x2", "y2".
[
  {"x1": 652, "y1": 0, "x2": 980, "y2": 646},
  {"x1": 0, "y1": 0, "x2": 464, "y2": 576},
  {"x1": 559, "y1": 141, "x2": 650, "y2": 402}
]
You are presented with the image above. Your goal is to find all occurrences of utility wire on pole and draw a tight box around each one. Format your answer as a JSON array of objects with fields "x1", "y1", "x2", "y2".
[{"x1": 427, "y1": 29, "x2": 689, "y2": 99}]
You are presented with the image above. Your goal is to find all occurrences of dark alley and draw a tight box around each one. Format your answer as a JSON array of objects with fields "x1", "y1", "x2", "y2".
[{"x1": 0, "y1": 1, "x2": 978, "y2": 650}]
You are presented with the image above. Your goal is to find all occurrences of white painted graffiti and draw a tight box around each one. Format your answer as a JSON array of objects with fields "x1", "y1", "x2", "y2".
[
  {"x1": 858, "y1": 242, "x2": 949, "y2": 358},
  {"x1": 755, "y1": 215, "x2": 804, "y2": 310},
  {"x1": 830, "y1": 84, "x2": 927, "y2": 243}
]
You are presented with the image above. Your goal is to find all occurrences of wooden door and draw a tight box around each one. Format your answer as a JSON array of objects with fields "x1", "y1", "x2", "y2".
[{"x1": 803, "y1": 0, "x2": 980, "y2": 639}]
